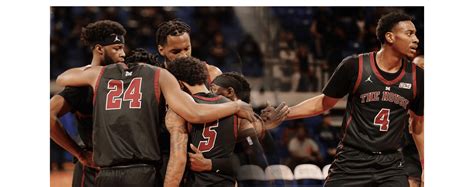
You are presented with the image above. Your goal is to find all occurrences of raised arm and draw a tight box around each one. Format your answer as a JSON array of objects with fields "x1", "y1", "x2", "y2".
[
  {"x1": 164, "y1": 109, "x2": 188, "y2": 186},
  {"x1": 287, "y1": 94, "x2": 339, "y2": 120},
  {"x1": 260, "y1": 102, "x2": 290, "y2": 129},
  {"x1": 56, "y1": 65, "x2": 102, "y2": 88},
  {"x1": 158, "y1": 68, "x2": 256, "y2": 123}
]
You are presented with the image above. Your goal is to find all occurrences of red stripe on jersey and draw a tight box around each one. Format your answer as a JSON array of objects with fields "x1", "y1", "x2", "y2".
[
  {"x1": 192, "y1": 94, "x2": 222, "y2": 101},
  {"x1": 352, "y1": 54, "x2": 364, "y2": 94},
  {"x1": 369, "y1": 52, "x2": 406, "y2": 86},
  {"x1": 234, "y1": 115, "x2": 238, "y2": 139},
  {"x1": 154, "y1": 68, "x2": 161, "y2": 105},
  {"x1": 412, "y1": 63, "x2": 417, "y2": 99},
  {"x1": 341, "y1": 108, "x2": 354, "y2": 143},
  {"x1": 93, "y1": 66, "x2": 106, "y2": 106}
]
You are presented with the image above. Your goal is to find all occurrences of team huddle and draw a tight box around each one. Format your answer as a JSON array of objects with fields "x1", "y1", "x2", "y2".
[{"x1": 51, "y1": 11, "x2": 424, "y2": 187}]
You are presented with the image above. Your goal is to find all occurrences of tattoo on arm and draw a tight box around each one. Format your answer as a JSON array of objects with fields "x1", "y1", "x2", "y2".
[{"x1": 164, "y1": 109, "x2": 188, "y2": 186}]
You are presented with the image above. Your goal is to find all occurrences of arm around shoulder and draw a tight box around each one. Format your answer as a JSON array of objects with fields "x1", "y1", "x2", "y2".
[{"x1": 56, "y1": 66, "x2": 102, "y2": 88}]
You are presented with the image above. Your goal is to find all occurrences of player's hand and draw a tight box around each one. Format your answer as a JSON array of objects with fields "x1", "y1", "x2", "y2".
[
  {"x1": 235, "y1": 100, "x2": 257, "y2": 123},
  {"x1": 260, "y1": 101, "x2": 289, "y2": 129},
  {"x1": 188, "y1": 144, "x2": 212, "y2": 172},
  {"x1": 78, "y1": 151, "x2": 99, "y2": 169}
]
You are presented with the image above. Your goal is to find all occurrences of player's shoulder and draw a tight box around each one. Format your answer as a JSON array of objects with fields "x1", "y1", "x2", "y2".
[
  {"x1": 334, "y1": 54, "x2": 359, "y2": 71},
  {"x1": 207, "y1": 64, "x2": 222, "y2": 75},
  {"x1": 341, "y1": 54, "x2": 360, "y2": 64}
]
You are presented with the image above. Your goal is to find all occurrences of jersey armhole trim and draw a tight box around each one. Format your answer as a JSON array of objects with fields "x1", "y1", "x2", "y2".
[
  {"x1": 192, "y1": 95, "x2": 222, "y2": 102},
  {"x1": 154, "y1": 68, "x2": 161, "y2": 105},
  {"x1": 352, "y1": 54, "x2": 364, "y2": 94},
  {"x1": 93, "y1": 66, "x2": 106, "y2": 106},
  {"x1": 412, "y1": 63, "x2": 417, "y2": 99}
]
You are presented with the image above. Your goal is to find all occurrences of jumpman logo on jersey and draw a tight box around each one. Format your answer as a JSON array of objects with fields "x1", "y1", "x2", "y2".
[
  {"x1": 365, "y1": 75, "x2": 373, "y2": 83},
  {"x1": 125, "y1": 71, "x2": 132, "y2": 76},
  {"x1": 114, "y1": 35, "x2": 121, "y2": 42}
]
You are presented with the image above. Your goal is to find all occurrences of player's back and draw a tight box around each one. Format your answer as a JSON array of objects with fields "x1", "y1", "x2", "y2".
[
  {"x1": 187, "y1": 92, "x2": 237, "y2": 186},
  {"x1": 93, "y1": 63, "x2": 162, "y2": 167},
  {"x1": 342, "y1": 52, "x2": 418, "y2": 153}
]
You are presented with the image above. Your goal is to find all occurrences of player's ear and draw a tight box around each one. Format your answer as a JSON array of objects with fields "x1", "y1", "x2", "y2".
[
  {"x1": 385, "y1": 32, "x2": 394, "y2": 44},
  {"x1": 158, "y1": 45, "x2": 165, "y2": 56},
  {"x1": 95, "y1": 44, "x2": 104, "y2": 55},
  {"x1": 227, "y1": 87, "x2": 236, "y2": 98}
]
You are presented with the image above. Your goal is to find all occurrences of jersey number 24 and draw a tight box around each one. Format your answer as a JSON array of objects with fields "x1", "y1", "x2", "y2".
[{"x1": 106, "y1": 78, "x2": 143, "y2": 110}]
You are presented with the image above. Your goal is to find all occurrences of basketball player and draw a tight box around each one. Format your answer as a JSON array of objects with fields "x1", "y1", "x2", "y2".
[
  {"x1": 154, "y1": 20, "x2": 287, "y2": 179},
  {"x1": 165, "y1": 57, "x2": 270, "y2": 187},
  {"x1": 50, "y1": 20, "x2": 126, "y2": 187},
  {"x1": 155, "y1": 20, "x2": 222, "y2": 80},
  {"x1": 55, "y1": 48, "x2": 256, "y2": 187},
  {"x1": 403, "y1": 54, "x2": 424, "y2": 187},
  {"x1": 281, "y1": 12, "x2": 424, "y2": 186},
  {"x1": 154, "y1": 20, "x2": 225, "y2": 180}
]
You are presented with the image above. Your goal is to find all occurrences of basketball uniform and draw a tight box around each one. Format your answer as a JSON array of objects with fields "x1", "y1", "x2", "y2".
[
  {"x1": 186, "y1": 92, "x2": 238, "y2": 187},
  {"x1": 325, "y1": 52, "x2": 422, "y2": 187},
  {"x1": 92, "y1": 63, "x2": 163, "y2": 187}
]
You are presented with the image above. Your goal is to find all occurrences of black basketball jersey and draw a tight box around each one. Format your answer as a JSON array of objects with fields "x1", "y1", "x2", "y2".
[
  {"x1": 58, "y1": 86, "x2": 94, "y2": 150},
  {"x1": 158, "y1": 65, "x2": 214, "y2": 156},
  {"x1": 341, "y1": 52, "x2": 418, "y2": 153},
  {"x1": 187, "y1": 92, "x2": 237, "y2": 185},
  {"x1": 93, "y1": 63, "x2": 162, "y2": 167}
]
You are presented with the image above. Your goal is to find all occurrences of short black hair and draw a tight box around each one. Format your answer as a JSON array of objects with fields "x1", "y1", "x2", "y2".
[
  {"x1": 125, "y1": 48, "x2": 158, "y2": 66},
  {"x1": 167, "y1": 57, "x2": 208, "y2": 86},
  {"x1": 376, "y1": 11, "x2": 414, "y2": 44},
  {"x1": 155, "y1": 20, "x2": 191, "y2": 47},
  {"x1": 213, "y1": 72, "x2": 251, "y2": 103},
  {"x1": 80, "y1": 20, "x2": 126, "y2": 49}
]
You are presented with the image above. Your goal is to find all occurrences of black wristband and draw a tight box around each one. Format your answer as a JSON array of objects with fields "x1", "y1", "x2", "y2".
[{"x1": 211, "y1": 156, "x2": 239, "y2": 176}]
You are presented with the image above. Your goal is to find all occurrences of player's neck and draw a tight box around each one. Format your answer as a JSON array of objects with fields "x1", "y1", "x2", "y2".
[
  {"x1": 91, "y1": 53, "x2": 102, "y2": 66},
  {"x1": 376, "y1": 48, "x2": 403, "y2": 73}
]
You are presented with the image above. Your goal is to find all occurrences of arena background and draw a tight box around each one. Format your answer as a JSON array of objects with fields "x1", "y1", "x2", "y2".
[{"x1": 49, "y1": 6, "x2": 424, "y2": 187}]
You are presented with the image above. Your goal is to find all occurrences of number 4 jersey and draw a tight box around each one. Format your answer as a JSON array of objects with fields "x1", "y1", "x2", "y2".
[
  {"x1": 341, "y1": 52, "x2": 421, "y2": 153},
  {"x1": 93, "y1": 63, "x2": 162, "y2": 167}
]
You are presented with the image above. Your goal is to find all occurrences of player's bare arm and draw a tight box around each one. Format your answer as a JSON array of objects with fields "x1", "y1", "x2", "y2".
[
  {"x1": 56, "y1": 65, "x2": 102, "y2": 88},
  {"x1": 410, "y1": 110, "x2": 424, "y2": 180},
  {"x1": 164, "y1": 109, "x2": 188, "y2": 186},
  {"x1": 158, "y1": 68, "x2": 257, "y2": 123},
  {"x1": 50, "y1": 95, "x2": 97, "y2": 168},
  {"x1": 287, "y1": 94, "x2": 339, "y2": 120}
]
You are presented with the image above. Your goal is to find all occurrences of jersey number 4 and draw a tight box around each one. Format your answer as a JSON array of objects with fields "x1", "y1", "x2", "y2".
[
  {"x1": 198, "y1": 121, "x2": 219, "y2": 152},
  {"x1": 374, "y1": 108, "x2": 390, "y2": 131},
  {"x1": 106, "y1": 78, "x2": 143, "y2": 110}
]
